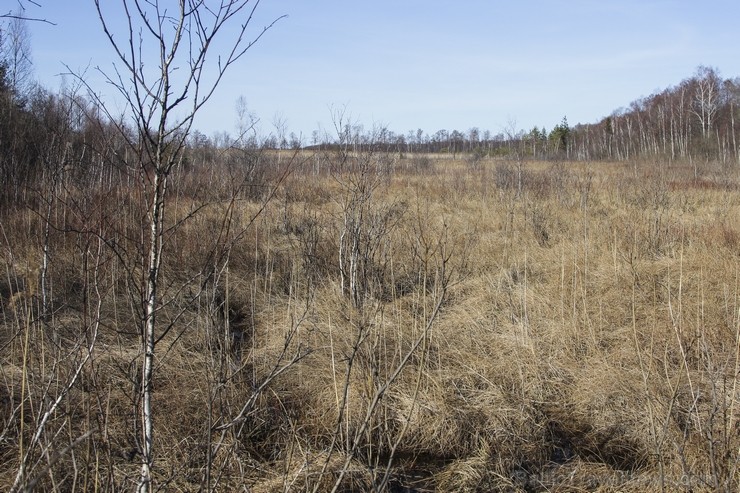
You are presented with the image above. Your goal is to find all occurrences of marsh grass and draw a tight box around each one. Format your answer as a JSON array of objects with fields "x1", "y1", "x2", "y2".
[{"x1": 1, "y1": 155, "x2": 739, "y2": 491}]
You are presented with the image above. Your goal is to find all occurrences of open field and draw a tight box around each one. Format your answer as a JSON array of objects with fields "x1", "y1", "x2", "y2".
[{"x1": 2, "y1": 153, "x2": 739, "y2": 491}]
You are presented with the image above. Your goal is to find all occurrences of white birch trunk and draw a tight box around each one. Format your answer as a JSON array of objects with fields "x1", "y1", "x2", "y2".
[{"x1": 138, "y1": 170, "x2": 165, "y2": 493}]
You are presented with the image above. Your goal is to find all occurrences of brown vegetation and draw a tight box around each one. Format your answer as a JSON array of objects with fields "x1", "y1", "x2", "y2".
[{"x1": 2, "y1": 151, "x2": 739, "y2": 491}]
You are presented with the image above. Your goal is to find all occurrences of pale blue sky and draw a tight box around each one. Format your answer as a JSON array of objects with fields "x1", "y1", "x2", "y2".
[{"x1": 22, "y1": 1, "x2": 740, "y2": 141}]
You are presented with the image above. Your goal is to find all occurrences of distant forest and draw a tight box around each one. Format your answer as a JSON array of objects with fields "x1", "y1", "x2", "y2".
[
  {"x1": 1, "y1": 37, "x2": 738, "y2": 207},
  {"x1": 303, "y1": 66, "x2": 738, "y2": 163}
]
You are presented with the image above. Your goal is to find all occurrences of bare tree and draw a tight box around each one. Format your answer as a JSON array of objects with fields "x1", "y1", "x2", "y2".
[
  {"x1": 88, "y1": 2, "x2": 284, "y2": 491},
  {"x1": 1, "y1": 14, "x2": 34, "y2": 97},
  {"x1": 692, "y1": 66, "x2": 721, "y2": 139},
  {"x1": 235, "y1": 95, "x2": 260, "y2": 146},
  {"x1": 1, "y1": 1, "x2": 54, "y2": 24}
]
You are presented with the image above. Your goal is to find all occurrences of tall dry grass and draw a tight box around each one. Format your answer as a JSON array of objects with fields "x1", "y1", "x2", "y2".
[{"x1": 1, "y1": 153, "x2": 739, "y2": 491}]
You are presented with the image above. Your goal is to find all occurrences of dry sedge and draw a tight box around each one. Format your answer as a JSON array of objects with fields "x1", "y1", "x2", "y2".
[{"x1": 2, "y1": 154, "x2": 740, "y2": 492}]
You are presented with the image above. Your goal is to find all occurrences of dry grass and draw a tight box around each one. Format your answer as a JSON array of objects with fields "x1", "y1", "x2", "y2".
[{"x1": 1, "y1": 155, "x2": 739, "y2": 491}]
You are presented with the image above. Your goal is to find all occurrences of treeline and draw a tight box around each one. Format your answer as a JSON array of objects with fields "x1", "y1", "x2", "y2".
[
  {"x1": 0, "y1": 78, "x2": 137, "y2": 207},
  {"x1": 569, "y1": 66, "x2": 740, "y2": 162},
  {"x1": 226, "y1": 66, "x2": 740, "y2": 164},
  {"x1": 298, "y1": 66, "x2": 740, "y2": 163},
  {"x1": 2, "y1": 48, "x2": 739, "y2": 210}
]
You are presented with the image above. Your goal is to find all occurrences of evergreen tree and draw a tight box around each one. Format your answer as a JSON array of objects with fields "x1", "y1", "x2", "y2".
[{"x1": 549, "y1": 116, "x2": 570, "y2": 153}]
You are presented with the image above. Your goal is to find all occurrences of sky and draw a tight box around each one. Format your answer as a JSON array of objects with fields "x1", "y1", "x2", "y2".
[{"x1": 19, "y1": 0, "x2": 740, "y2": 142}]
